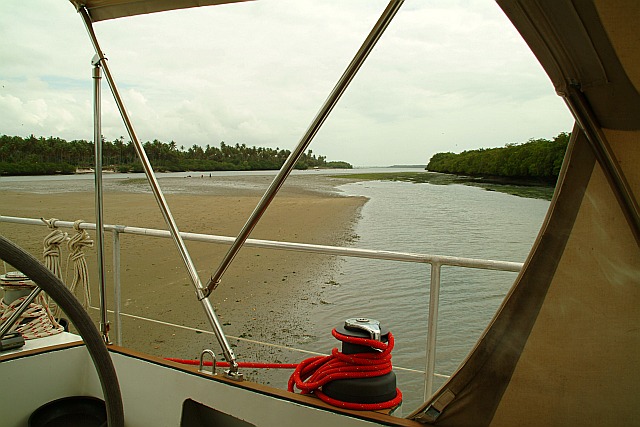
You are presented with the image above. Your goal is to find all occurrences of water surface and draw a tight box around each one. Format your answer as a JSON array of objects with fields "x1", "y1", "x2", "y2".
[{"x1": 302, "y1": 179, "x2": 549, "y2": 412}]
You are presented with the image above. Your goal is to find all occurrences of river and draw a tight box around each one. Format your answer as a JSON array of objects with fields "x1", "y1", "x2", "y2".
[{"x1": 301, "y1": 175, "x2": 549, "y2": 413}]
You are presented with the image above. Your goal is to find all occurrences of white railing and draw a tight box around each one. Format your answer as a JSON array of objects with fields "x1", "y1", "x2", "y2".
[{"x1": 0, "y1": 214, "x2": 523, "y2": 398}]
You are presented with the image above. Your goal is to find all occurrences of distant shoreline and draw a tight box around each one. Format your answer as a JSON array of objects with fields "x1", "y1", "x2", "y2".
[
  {"x1": 0, "y1": 165, "x2": 354, "y2": 178},
  {"x1": 332, "y1": 171, "x2": 555, "y2": 200}
]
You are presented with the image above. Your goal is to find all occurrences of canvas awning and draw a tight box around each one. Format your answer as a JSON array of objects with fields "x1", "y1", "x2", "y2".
[
  {"x1": 410, "y1": 0, "x2": 640, "y2": 425},
  {"x1": 69, "y1": 0, "x2": 253, "y2": 22}
]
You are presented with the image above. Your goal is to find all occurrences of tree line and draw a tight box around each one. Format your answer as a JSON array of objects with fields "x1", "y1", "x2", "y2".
[
  {"x1": 0, "y1": 134, "x2": 352, "y2": 175},
  {"x1": 426, "y1": 132, "x2": 570, "y2": 184}
]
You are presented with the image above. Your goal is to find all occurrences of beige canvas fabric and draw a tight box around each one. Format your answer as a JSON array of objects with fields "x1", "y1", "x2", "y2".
[
  {"x1": 69, "y1": 0, "x2": 252, "y2": 22},
  {"x1": 489, "y1": 134, "x2": 640, "y2": 426},
  {"x1": 411, "y1": 0, "x2": 639, "y2": 425}
]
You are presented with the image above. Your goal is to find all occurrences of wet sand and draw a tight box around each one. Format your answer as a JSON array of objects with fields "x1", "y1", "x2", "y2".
[{"x1": 0, "y1": 174, "x2": 366, "y2": 381}]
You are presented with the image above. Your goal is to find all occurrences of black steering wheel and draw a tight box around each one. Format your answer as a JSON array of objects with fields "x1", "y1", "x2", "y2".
[{"x1": 0, "y1": 235, "x2": 124, "y2": 426}]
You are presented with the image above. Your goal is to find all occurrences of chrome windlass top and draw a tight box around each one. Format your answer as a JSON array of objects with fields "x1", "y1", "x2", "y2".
[{"x1": 344, "y1": 318, "x2": 382, "y2": 341}]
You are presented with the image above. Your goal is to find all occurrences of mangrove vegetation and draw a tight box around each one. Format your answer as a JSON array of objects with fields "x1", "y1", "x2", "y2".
[
  {"x1": 426, "y1": 132, "x2": 570, "y2": 184},
  {"x1": 331, "y1": 133, "x2": 571, "y2": 200},
  {"x1": 0, "y1": 134, "x2": 352, "y2": 176}
]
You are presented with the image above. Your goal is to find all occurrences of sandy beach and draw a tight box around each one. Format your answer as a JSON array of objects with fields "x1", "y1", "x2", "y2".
[{"x1": 0, "y1": 174, "x2": 366, "y2": 382}]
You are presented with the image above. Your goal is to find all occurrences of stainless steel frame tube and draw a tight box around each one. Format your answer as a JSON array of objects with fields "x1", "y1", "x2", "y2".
[
  {"x1": 76, "y1": 6, "x2": 239, "y2": 375},
  {"x1": 92, "y1": 56, "x2": 111, "y2": 344},
  {"x1": 204, "y1": 0, "x2": 405, "y2": 295}
]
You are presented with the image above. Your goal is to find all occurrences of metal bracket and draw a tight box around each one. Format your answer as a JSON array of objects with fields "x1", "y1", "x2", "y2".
[
  {"x1": 414, "y1": 389, "x2": 456, "y2": 423},
  {"x1": 224, "y1": 361, "x2": 244, "y2": 381},
  {"x1": 100, "y1": 320, "x2": 112, "y2": 345},
  {"x1": 196, "y1": 284, "x2": 211, "y2": 301},
  {"x1": 91, "y1": 53, "x2": 107, "y2": 67},
  {"x1": 415, "y1": 405, "x2": 442, "y2": 423},
  {"x1": 199, "y1": 349, "x2": 217, "y2": 376}
]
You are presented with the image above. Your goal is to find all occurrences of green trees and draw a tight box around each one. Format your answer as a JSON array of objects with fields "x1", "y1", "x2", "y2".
[
  {"x1": 426, "y1": 132, "x2": 570, "y2": 183},
  {"x1": 0, "y1": 134, "x2": 78, "y2": 175},
  {"x1": 0, "y1": 134, "x2": 352, "y2": 175}
]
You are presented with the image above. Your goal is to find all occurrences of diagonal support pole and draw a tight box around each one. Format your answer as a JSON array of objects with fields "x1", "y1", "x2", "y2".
[
  {"x1": 75, "y1": 5, "x2": 240, "y2": 378},
  {"x1": 204, "y1": 0, "x2": 405, "y2": 296}
]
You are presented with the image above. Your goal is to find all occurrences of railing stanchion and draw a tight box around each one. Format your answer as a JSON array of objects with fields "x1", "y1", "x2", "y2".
[
  {"x1": 112, "y1": 228, "x2": 123, "y2": 346},
  {"x1": 425, "y1": 262, "x2": 442, "y2": 399},
  {"x1": 91, "y1": 54, "x2": 111, "y2": 345}
]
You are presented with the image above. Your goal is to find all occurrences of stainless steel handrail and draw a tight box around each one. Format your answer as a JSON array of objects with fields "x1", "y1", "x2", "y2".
[
  {"x1": 0, "y1": 216, "x2": 523, "y2": 272},
  {"x1": 0, "y1": 214, "x2": 522, "y2": 398}
]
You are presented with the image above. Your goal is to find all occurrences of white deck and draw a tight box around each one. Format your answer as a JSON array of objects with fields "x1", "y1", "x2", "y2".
[
  {"x1": 0, "y1": 339, "x2": 419, "y2": 427},
  {"x1": 0, "y1": 331, "x2": 81, "y2": 356}
]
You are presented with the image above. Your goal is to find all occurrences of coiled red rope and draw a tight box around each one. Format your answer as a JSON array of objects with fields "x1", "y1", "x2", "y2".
[
  {"x1": 167, "y1": 328, "x2": 402, "y2": 411},
  {"x1": 287, "y1": 328, "x2": 402, "y2": 411}
]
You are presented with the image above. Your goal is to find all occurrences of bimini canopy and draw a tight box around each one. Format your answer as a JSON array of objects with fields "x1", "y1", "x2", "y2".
[
  {"x1": 70, "y1": 0, "x2": 253, "y2": 22},
  {"x1": 411, "y1": 0, "x2": 639, "y2": 425}
]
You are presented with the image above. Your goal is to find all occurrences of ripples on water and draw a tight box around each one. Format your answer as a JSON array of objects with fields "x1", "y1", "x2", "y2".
[{"x1": 304, "y1": 180, "x2": 549, "y2": 413}]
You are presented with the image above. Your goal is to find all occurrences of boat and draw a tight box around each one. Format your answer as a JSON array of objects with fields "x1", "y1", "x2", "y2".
[{"x1": 1, "y1": 0, "x2": 638, "y2": 425}]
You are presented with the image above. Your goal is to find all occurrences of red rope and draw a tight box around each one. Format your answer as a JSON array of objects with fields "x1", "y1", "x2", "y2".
[
  {"x1": 165, "y1": 358, "x2": 298, "y2": 369},
  {"x1": 167, "y1": 328, "x2": 402, "y2": 411},
  {"x1": 287, "y1": 329, "x2": 402, "y2": 411}
]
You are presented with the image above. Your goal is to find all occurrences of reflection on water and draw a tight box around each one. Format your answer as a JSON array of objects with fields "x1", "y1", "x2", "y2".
[{"x1": 303, "y1": 180, "x2": 549, "y2": 412}]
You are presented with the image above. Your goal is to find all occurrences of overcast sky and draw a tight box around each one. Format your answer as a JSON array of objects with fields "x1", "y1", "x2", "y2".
[{"x1": 0, "y1": 0, "x2": 574, "y2": 167}]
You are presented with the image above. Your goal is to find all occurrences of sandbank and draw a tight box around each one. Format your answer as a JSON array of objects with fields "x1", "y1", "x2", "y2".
[{"x1": 0, "y1": 174, "x2": 366, "y2": 384}]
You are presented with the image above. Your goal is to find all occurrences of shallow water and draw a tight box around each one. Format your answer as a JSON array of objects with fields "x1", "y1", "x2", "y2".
[{"x1": 299, "y1": 179, "x2": 549, "y2": 412}]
